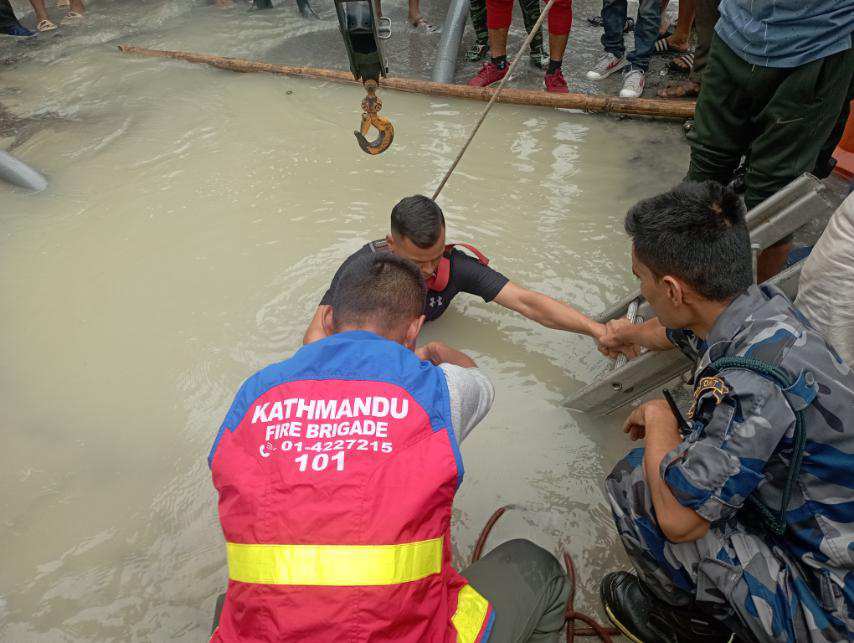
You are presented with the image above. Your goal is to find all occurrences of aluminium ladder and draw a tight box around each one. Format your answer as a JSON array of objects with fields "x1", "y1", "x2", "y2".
[{"x1": 566, "y1": 174, "x2": 842, "y2": 415}]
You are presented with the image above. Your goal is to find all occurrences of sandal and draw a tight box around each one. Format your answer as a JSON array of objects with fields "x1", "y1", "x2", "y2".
[
  {"x1": 410, "y1": 17, "x2": 438, "y2": 33},
  {"x1": 60, "y1": 10, "x2": 84, "y2": 25},
  {"x1": 37, "y1": 18, "x2": 58, "y2": 31},
  {"x1": 586, "y1": 15, "x2": 634, "y2": 32},
  {"x1": 657, "y1": 79, "x2": 700, "y2": 99},
  {"x1": 654, "y1": 35, "x2": 690, "y2": 54},
  {"x1": 56, "y1": 0, "x2": 69, "y2": 5},
  {"x1": 376, "y1": 16, "x2": 391, "y2": 39},
  {"x1": 667, "y1": 52, "x2": 694, "y2": 73}
]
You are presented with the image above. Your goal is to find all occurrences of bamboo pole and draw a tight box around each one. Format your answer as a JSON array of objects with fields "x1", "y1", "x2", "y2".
[{"x1": 118, "y1": 45, "x2": 695, "y2": 120}]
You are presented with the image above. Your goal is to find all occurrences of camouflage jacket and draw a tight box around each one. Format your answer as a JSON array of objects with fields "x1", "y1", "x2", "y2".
[{"x1": 664, "y1": 285, "x2": 854, "y2": 611}]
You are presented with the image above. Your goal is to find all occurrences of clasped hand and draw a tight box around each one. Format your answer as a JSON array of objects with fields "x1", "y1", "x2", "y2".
[{"x1": 596, "y1": 317, "x2": 642, "y2": 360}]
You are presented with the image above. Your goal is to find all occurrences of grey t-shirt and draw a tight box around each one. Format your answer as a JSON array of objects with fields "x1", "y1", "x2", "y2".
[{"x1": 438, "y1": 363, "x2": 494, "y2": 444}]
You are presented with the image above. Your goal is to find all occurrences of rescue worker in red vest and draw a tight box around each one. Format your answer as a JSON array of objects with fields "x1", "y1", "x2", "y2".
[
  {"x1": 303, "y1": 194, "x2": 606, "y2": 344},
  {"x1": 210, "y1": 253, "x2": 570, "y2": 642}
]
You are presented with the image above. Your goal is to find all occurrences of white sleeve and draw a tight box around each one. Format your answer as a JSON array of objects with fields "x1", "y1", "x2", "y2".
[{"x1": 438, "y1": 363, "x2": 495, "y2": 444}]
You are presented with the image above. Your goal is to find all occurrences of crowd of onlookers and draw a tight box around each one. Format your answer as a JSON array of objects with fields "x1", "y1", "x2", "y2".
[
  {"x1": 466, "y1": 0, "x2": 852, "y2": 104},
  {"x1": 0, "y1": 0, "x2": 83, "y2": 35}
]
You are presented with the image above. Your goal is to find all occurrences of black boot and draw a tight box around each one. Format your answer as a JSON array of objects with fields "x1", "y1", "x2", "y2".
[{"x1": 600, "y1": 571, "x2": 736, "y2": 643}]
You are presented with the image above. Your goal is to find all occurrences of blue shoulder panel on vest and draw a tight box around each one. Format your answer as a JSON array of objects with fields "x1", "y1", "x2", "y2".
[{"x1": 208, "y1": 330, "x2": 459, "y2": 485}]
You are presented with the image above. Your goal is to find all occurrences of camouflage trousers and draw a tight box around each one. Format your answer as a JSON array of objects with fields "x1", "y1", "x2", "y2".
[
  {"x1": 605, "y1": 449, "x2": 850, "y2": 643},
  {"x1": 469, "y1": 0, "x2": 544, "y2": 52}
]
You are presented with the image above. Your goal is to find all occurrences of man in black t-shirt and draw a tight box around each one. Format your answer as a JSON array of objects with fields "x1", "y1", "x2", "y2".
[{"x1": 304, "y1": 195, "x2": 605, "y2": 344}]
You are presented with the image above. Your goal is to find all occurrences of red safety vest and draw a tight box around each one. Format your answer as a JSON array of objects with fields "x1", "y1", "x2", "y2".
[
  {"x1": 209, "y1": 330, "x2": 494, "y2": 642},
  {"x1": 426, "y1": 243, "x2": 490, "y2": 292}
]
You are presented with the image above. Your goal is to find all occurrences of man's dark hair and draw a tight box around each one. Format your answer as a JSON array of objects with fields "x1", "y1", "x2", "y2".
[
  {"x1": 625, "y1": 181, "x2": 752, "y2": 301},
  {"x1": 390, "y1": 195, "x2": 445, "y2": 248},
  {"x1": 330, "y1": 253, "x2": 427, "y2": 331}
]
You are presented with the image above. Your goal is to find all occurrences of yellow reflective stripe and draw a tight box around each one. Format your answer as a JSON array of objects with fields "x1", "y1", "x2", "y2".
[
  {"x1": 226, "y1": 537, "x2": 443, "y2": 586},
  {"x1": 452, "y1": 584, "x2": 490, "y2": 643}
]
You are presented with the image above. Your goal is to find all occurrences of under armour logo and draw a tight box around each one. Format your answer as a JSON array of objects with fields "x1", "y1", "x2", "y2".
[{"x1": 429, "y1": 296, "x2": 443, "y2": 308}]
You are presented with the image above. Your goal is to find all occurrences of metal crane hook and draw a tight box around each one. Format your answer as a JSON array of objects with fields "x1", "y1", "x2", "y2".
[{"x1": 354, "y1": 79, "x2": 394, "y2": 155}]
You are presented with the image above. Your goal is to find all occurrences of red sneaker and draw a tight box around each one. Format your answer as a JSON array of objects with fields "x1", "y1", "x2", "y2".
[
  {"x1": 468, "y1": 62, "x2": 508, "y2": 88},
  {"x1": 544, "y1": 68, "x2": 569, "y2": 93}
]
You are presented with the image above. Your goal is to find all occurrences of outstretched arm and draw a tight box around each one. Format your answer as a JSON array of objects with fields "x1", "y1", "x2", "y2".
[{"x1": 492, "y1": 281, "x2": 605, "y2": 339}]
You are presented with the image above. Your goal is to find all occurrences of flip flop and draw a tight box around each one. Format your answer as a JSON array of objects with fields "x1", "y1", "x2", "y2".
[
  {"x1": 60, "y1": 10, "x2": 84, "y2": 25},
  {"x1": 410, "y1": 17, "x2": 438, "y2": 33},
  {"x1": 654, "y1": 36, "x2": 690, "y2": 54},
  {"x1": 57, "y1": 0, "x2": 69, "y2": 6},
  {"x1": 377, "y1": 16, "x2": 391, "y2": 39},
  {"x1": 667, "y1": 52, "x2": 694, "y2": 73},
  {"x1": 657, "y1": 79, "x2": 700, "y2": 99},
  {"x1": 586, "y1": 15, "x2": 633, "y2": 32},
  {"x1": 37, "y1": 18, "x2": 58, "y2": 31}
]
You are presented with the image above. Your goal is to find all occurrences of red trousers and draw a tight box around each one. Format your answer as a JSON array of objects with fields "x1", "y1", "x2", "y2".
[{"x1": 486, "y1": 0, "x2": 572, "y2": 36}]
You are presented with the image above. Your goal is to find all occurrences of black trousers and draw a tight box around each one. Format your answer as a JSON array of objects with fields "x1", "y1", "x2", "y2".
[
  {"x1": 0, "y1": 0, "x2": 22, "y2": 29},
  {"x1": 687, "y1": 37, "x2": 854, "y2": 210}
]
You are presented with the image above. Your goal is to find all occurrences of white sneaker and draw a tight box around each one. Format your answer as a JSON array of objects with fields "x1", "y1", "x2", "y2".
[
  {"x1": 586, "y1": 53, "x2": 628, "y2": 80},
  {"x1": 619, "y1": 69, "x2": 645, "y2": 98}
]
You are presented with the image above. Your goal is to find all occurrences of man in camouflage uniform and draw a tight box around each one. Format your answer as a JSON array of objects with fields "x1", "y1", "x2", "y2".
[{"x1": 597, "y1": 181, "x2": 854, "y2": 642}]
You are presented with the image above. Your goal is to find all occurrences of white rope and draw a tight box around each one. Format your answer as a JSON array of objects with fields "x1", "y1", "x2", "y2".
[{"x1": 432, "y1": 0, "x2": 557, "y2": 200}]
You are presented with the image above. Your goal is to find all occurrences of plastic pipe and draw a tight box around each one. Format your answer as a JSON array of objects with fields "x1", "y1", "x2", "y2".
[
  {"x1": 430, "y1": 0, "x2": 469, "y2": 84},
  {"x1": 0, "y1": 150, "x2": 47, "y2": 192}
]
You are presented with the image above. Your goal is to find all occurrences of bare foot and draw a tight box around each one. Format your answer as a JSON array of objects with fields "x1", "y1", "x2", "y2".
[
  {"x1": 657, "y1": 79, "x2": 700, "y2": 98},
  {"x1": 409, "y1": 16, "x2": 437, "y2": 32}
]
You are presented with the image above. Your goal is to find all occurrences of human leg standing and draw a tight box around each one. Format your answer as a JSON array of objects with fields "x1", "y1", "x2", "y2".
[
  {"x1": 518, "y1": 0, "x2": 546, "y2": 66},
  {"x1": 585, "y1": 0, "x2": 628, "y2": 80},
  {"x1": 745, "y1": 47, "x2": 853, "y2": 280},
  {"x1": 0, "y1": 0, "x2": 17, "y2": 28},
  {"x1": 27, "y1": 0, "x2": 55, "y2": 30},
  {"x1": 686, "y1": 35, "x2": 765, "y2": 188},
  {"x1": 408, "y1": 0, "x2": 436, "y2": 30},
  {"x1": 467, "y1": 0, "x2": 512, "y2": 86},
  {"x1": 462, "y1": 539, "x2": 569, "y2": 643},
  {"x1": 61, "y1": 0, "x2": 83, "y2": 24},
  {"x1": 467, "y1": 0, "x2": 490, "y2": 60},
  {"x1": 746, "y1": 47, "x2": 854, "y2": 210},
  {"x1": 657, "y1": 0, "x2": 693, "y2": 52},
  {"x1": 657, "y1": 0, "x2": 710, "y2": 98},
  {"x1": 543, "y1": 0, "x2": 571, "y2": 92},
  {"x1": 813, "y1": 80, "x2": 853, "y2": 178},
  {"x1": 689, "y1": 0, "x2": 718, "y2": 83},
  {"x1": 0, "y1": 0, "x2": 34, "y2": 34},
  {"x1": 619, "y1": 0, "x2": 661, "y2": 97}
]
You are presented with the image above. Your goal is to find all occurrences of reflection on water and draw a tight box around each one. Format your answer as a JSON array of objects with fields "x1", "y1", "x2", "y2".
[{"x1": 1, "y1": 0, "x2": 688, "y2": 638}]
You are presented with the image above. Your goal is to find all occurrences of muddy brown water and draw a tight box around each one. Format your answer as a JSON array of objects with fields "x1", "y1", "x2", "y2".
[{"x1": 1, "y1": 0, "x2": 689, "y2": 638}]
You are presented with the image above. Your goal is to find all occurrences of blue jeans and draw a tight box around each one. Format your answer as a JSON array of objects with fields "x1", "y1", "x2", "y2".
[{"x1": 600, "y1": 0, "x2": 661, "y2": 72}]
